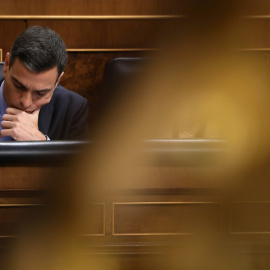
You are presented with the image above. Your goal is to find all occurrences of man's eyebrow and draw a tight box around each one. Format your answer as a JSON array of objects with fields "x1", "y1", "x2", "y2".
[
  {"x1": 11, "y1": 76, "x2": 26, "y2": 88},
  {"x1": 11, "y1": 75, "x2": 52, "y2": 92}
]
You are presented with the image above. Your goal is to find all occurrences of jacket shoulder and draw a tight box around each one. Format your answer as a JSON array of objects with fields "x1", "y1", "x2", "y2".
[{"x1": 52, "y1": 85, "x2": 87, "y2": 103}]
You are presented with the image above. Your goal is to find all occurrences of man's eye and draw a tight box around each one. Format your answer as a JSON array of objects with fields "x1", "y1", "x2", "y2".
[
  {"x1": 15, "y1": 84, "x2": 23, "y2": 89},
  {"x1": 36, "y1": 91, "x2": 47, "y2": 96}
]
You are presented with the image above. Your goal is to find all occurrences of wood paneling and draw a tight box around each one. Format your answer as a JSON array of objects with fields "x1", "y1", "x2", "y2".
[
  {"x1": 27, "y1": 19, "x2": 175, "y2": 49},
  {"x1": 113, "y1": 202, "x2": 222, "y2": 235},
  {"x1": 1, "y1": 1, "x2": 270, "y2": 16},
  {"x1": 0, "y1": 0, "x2": 183, "y2": 16},
  {"x1": 0, "y1": 20, "x2": 26, "y2": 57},
  {"x1": 1, "y1": 142, "x2": 270, "y2": 268},
  {"x1": 0, "y1": 204, "x2": 38, "y2": 236},
  {"x1": 231, "y1": 202, "x2": 270, "y2": 233},
  {"x1": 79, "y1": 203, "x2": 105, "y2": 236},
  {"x1": 0, "y1": 167, "x2": 51, "y2": 189},
  {"x1": 238, "y1": 18, "x2": 270, "y2": 49},
  {"x1": 240, "y1": 1, "x2": 270, "y2": 16}
]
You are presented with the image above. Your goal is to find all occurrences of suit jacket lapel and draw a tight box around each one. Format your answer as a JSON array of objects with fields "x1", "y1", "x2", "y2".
[{"x1": 38, "y1": 102, "x2": 54, "y2": 135}]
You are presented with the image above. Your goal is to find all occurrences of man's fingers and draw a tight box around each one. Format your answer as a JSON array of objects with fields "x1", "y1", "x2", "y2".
[
  {"x1": 5, "y1": 107, "x2": 40, "y2": 116},
  {"x1": 1, "y1": 120, "x2": 14, "y2": 129},
  {"x1": 2, "y1": 114, "x2": 17, "y2": 121},
  {"x1": 5, "y1": 107, "x2": 22, "y2": 115},
  {"x1": 0, "y1": 129, "x2": 12, "y2": 138},
  {"x1": 1, "y1": 107, "x2": 42, "y2": 141}
]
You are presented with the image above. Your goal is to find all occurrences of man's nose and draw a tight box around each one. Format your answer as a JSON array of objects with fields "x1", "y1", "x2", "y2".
[{"x1": 20, "y1": 92, "x2": 32, "y2": 108}]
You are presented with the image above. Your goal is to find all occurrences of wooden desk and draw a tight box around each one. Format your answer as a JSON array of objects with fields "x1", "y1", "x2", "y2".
[{"x1": 0, "y1": 140, "x2": 269, "y2": 270}]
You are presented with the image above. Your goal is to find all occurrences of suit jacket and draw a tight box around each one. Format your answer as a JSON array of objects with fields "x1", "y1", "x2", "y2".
[
  {"x1": 0, "y1": 77, "x2": 89, "y2": 140},
  {"x1": 38, "y1": 85, "x2": 89, "y2": 140}
]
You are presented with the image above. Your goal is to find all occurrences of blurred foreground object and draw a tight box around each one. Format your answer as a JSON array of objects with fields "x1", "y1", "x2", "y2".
[{"x1": 4, "y1": 0, "x2": 270, "y2": 269}]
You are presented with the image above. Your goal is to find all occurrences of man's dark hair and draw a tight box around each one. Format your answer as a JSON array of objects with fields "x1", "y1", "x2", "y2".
[{"x1": 9, "y1": 26, "x2": 67, "y2": 79}]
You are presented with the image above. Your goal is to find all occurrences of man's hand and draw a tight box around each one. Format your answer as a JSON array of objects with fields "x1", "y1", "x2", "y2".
[{"x1": 0, "y1": 107, "x2": 46, "y2": 141}]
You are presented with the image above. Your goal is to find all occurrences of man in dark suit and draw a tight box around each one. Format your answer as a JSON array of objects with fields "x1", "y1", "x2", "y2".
[{"x1": 0, "y1": 26, "x2": 88, "y2": 141}]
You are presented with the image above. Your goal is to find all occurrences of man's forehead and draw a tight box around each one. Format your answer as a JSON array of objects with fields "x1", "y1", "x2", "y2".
[{"x1": 10, "y1": 59, "x2": 59, "y2": 83}]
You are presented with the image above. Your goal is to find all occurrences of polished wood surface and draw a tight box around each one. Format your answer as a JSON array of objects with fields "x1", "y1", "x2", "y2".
[
  {"x1": 231, "y1": 202, "x2": 270, "y2": 233},
  {"x1": 0, "y1": 167, "x2": 48, "y2": 189},
  {"x1": 0, "y1": 20, "x2": 26, "y2": 55},
  {"x1": 0, "y1": 0, "x2": 183, "y2": 16},
  {"x1": 113, "y1": 202, "x2": 222, "y2": 235},
  {"x1": 27, "y1": 19, "x2": 172, "y2": 49},
  {"x1": 239, "y1": 18, "x2": 270, "y2": 49},
  {"x1": 1, "y1": 0, "x2": 270, "y2": 16}
]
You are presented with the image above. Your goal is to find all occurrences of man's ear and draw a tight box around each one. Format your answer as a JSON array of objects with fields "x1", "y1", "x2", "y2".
[
  {"x1": 55, "y1": 72, "x2": 64, "y2": 86},
  {"x1": 3, "y1": 52, "x2": 10, "y2": 76}
]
